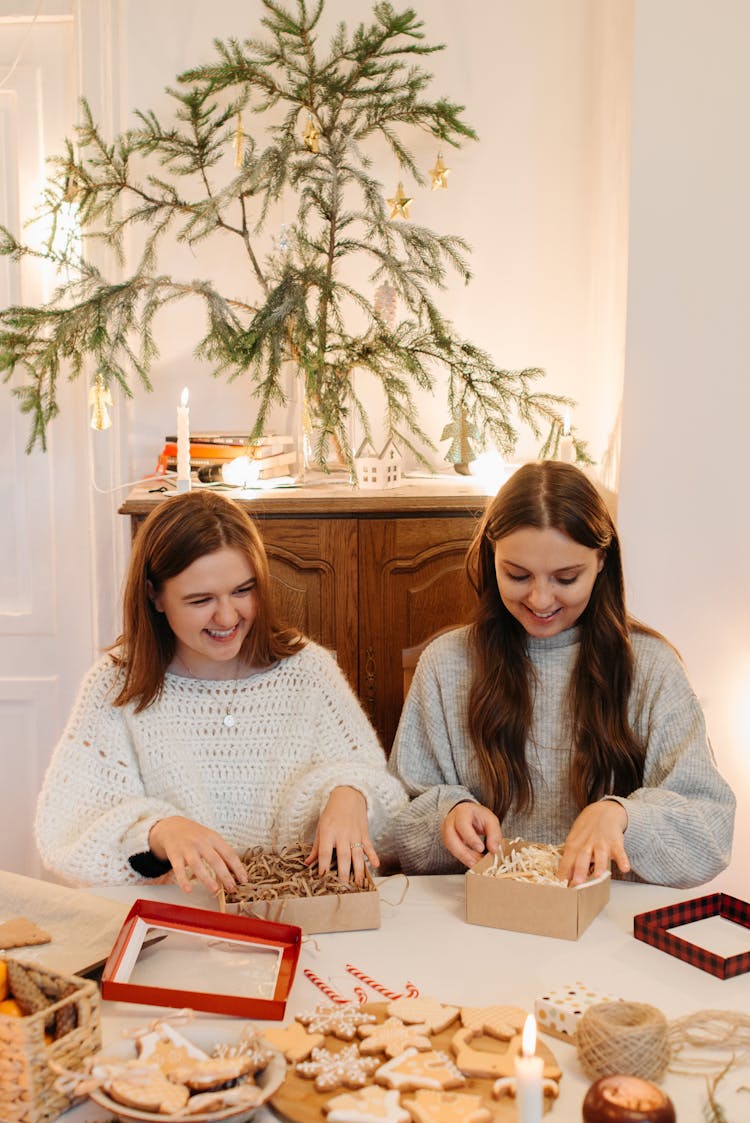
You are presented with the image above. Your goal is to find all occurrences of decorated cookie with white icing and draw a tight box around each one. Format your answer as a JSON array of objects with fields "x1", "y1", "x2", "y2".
[
  {"x1": 297, "y1": 1044, "x2": 380, "y2": 1092},
  {"x1": 375, "y1": 1048, "x2": 466, "y2": 1091},
  {"x1": 324, "y1": 1084, "x2": 410, "y2": 1123},
  {"x1": 298, "y1": 1001, "x2": 377, "y2": 1040}
]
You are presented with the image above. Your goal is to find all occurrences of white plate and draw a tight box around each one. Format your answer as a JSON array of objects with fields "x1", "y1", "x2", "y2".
[{"x1": 87, "y1": 1041, "x2": 286, "y2": 1123}]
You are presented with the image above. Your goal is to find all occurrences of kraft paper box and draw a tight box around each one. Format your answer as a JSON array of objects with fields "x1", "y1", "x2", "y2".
[
  {"x1": 465, "y1": 842, "x2": 610, "y2": 940},
  {"x1": 224, "y1": 867, "x2": 381, "y2": 934}
]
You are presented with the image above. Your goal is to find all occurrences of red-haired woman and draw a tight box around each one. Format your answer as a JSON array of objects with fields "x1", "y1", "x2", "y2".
[{"x1": 36, "y1": 490, "x2": 405, "y2": 892}]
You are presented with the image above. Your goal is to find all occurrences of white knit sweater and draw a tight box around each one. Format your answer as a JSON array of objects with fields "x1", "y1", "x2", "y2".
[{"x1": 35, "y1": 642, "x2": 407, "y2": 885}]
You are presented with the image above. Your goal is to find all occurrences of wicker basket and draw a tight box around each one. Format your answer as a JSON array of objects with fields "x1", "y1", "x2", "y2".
[{"x1": 0, "y1": 957, "x2": 101, "y2": 1123}]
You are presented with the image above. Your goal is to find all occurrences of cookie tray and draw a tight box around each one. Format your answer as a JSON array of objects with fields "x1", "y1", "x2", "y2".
[{"x1": 101, "y1": 898, "x2": 302, "y2": 1018}]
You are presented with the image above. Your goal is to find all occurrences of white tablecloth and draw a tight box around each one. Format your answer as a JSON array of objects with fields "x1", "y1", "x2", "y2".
[{"x1": 59, "y1": 876, "x2": 750, "y2": 1121}]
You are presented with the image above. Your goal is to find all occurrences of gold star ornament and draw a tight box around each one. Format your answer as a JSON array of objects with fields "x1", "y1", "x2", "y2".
[
  {"x1": 387, "y1": 182, "x2": 412, "y2": 219},
  {"x1": 429, "y1": 152, "x2": 450, "y2": 190},
  {"x1": 303, "y1": 116, "x2": 320, "y2": 154}
]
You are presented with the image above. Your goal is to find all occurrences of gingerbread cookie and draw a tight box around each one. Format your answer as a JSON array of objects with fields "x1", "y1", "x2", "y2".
[
  {"x1": 136, "y1": 1024, "x2": 208, "y2": 1076},
  {"x1": 169, "y1": 1055, "x2": 256, "y2": 1090},
  {"x1": 324, "y1": 1085, "x2": 410, "y2": 1123},
  {"x1": 454, "y1": 1030, "x2": 562, "y2": 1083},
  {"x1": 459, "y1": 1005, "x2": 527, "y2": 1041},
  {"x1": 297, "y1": 1044, "x2": 381, "y2": 1092},
  {"x1": 358, "y1": 1017, "x2": 432, "y2": 1058},
  {"x1": 402, "y1": 1089, "x2": 493, "y2": 1123},
  {"x1": 183, "y1": 1083, "x2": 265, "y2": 1114},
  {"x1": 298, "y1": 1001, "x2": 377, "y2": 1040},
  {"x1": 386, "y1": 998, "x2": 459, "y2": 1034},
  {"x1": 106, "y1": 1072, "x2": 191, "y2": 1115},
  {"x1": 213, "y1": 1031, "x2": 275, "y2": 1072},
  {"x1": 0, "y1": 917, "x2": 52, "y2": 949},
  {"x1": 264, "y1": 1021, "x2": 324, "y2": 1062},
  {"x1": 375, "y1": 1048, "x2": 466, "y2": 1091}
]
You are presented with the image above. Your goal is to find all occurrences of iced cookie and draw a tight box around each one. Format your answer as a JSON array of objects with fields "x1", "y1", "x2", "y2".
[
  {"x1": 298, "y1": 1001, "x2": 377, "y2": 1040},
  {"x1": 297, "y1": 1044, "x2": 380, "y2": 1092},
  {"x1": 264, "y1": 1021, "x2": 324, "y2": 1062},
  {"x1": 402, "y1": 1089, "x2": 493, "y2": 1123},
  {"x1": 358, "y1": 1017, "x2": 432, "y2": 1058},
  {"x1": 386, "y1": 998, "x2": 459, "y2": 1034},
  {"x1": 106, "y1": 1072, "x2": 191, "y2": 1115},
  {"x1": 168, "y1": 1055, "x2": 256, "y2": 1090},
  {"x1": 375, "y1": 1048, "x2": 466, "y2": 1091},
  {"x1": 183, "y1": 1083, "x2": 265, "y2": 1114},
  {"x1": 459, "y1": 1005, "x2": 528, "y2": 1042},
  {"x1": 136, "y1": 1024, "x2": 207, "y2": 1076},
  {"x1": 213, "y1": 1031, "x2": 275, "y2": 1072},
  {"x1": 324, "y1": 1085, "x2": 410, "y2": 1123}
]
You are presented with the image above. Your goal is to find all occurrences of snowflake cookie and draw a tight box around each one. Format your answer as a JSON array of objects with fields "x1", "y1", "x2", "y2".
[
  {"x1": 297, "y1": 1044, "x2": 380, "y2": 1092},
  {"x1": 297, "y1": 1001, "x2": 377, "y2": 1040},
  {"x1": 375, "y1": 1047, "x2": 466, "y2": 1091},
  {"x1": 358, "y1": 1017, "x2": 432, "y2": 1058}
]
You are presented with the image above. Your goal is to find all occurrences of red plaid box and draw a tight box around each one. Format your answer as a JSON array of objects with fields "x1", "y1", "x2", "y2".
[{"x1": 633, "y1": 893, "x2": 750, "y2": 979}]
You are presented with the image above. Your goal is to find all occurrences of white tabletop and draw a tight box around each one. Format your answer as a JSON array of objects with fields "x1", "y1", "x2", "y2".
[{"x1": 60, "y1": 876, "x2": 750, "y2": 1121}]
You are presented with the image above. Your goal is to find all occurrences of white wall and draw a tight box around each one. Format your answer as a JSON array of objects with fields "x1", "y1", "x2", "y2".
[
  {"x1": 100, "y1": 0, "x2": 632, "y2": 480},
  {"x1": 619, "y1": 0, "x2": 750, "y2": 893}
]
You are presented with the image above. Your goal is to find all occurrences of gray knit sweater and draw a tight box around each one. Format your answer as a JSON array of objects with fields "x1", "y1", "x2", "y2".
[{"x1": 387, "y1": 626, "x2": 735, "y2": 887}]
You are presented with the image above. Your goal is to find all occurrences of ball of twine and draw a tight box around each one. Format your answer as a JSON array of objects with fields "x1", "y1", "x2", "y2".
[{"x1": 577, "y1": 1001, "x2": 671, "y2": 1082}]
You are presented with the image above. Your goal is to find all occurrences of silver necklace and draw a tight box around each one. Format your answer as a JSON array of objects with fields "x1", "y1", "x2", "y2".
[{"x1": 175, "y1": 655, "x2": 243, "y2": 728}]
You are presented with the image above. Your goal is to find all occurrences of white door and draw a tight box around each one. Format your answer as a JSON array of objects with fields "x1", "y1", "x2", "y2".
[{"x1": 0, "y1": 4, "x2": 96, "y2": 877}]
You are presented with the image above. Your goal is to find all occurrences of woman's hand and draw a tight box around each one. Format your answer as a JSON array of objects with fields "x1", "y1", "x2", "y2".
[
  {"x1": 306, "y1": 786, "x2": 378, "y2": 886},
  {"x1": 557, "y1": 799, "x2": 630, "y2": 886},
  {"x1": 148, "y1": 816, "x2": 249, "y2": 896},
  {"x1": 441, "y1": 801, "x2": 502, "y2": 868}
]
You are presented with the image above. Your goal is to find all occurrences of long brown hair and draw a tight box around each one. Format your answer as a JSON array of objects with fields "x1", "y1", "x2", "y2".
[
  {"x1": 465, "y1": 461, "x2": 653, "y2": 818},
  {"x1": 110, "y1": 490, "x2": 305, "y2": 711}
]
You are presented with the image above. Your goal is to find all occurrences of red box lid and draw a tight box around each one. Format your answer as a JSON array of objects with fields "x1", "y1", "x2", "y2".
[{"x1": 101, "y1": 898, "x2": 302, "y2": 1018}]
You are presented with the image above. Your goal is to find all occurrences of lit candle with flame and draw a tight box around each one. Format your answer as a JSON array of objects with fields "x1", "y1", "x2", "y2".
[
  {"x1": 515, "y1": 1015, "x2": 543, "y2": 1123},
  {"x1": 176, "y1": 387, "x2": 191, "y2": 493}
]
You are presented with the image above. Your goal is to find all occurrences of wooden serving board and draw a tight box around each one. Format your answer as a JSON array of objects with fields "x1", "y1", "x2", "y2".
[{"x1": 270, "y1": 1002, "x2": 559, "y2": 1123}]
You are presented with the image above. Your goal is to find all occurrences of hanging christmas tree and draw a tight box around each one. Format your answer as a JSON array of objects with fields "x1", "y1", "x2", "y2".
[{"x1": 0, "y1": 0, "x2": 587, "y2": 469}]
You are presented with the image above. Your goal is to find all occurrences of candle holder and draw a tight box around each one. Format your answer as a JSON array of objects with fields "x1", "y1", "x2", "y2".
[{"x1": 582, "y1": 1074, "x2": 676, "y2": 1122}]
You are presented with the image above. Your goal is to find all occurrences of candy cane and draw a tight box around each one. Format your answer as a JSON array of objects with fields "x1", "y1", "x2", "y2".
[
  {"x1": 353, "y1": 985, "x2": 369, "y2": 1005},
  {"x1": 344, "y1": 964, "x2": 403, "y2": 1001},
  {"x1": 404, "y1": 980, "x2": 420, "y2": 998},
  {"x1": 302, "y1": 969, "x2": 349, "y2": 1004}
]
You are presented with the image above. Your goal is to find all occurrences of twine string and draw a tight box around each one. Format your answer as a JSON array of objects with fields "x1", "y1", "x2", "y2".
[{"x1": 577, "y1": 1001, "x2": 671, "y2": 1082}]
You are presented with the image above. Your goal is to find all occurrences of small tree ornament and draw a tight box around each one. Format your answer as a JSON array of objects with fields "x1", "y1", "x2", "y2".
[
  {"x1": 441, "y1": 407, "x2": 480, "y2": 475},
  {"x1": 429, "y1": 152, "x2": 450, "y2": 190}
]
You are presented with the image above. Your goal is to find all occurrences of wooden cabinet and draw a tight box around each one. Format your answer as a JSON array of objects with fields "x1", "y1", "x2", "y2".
[{"x1": 120, "y1": 482, "x2": 489, "y2": 750}]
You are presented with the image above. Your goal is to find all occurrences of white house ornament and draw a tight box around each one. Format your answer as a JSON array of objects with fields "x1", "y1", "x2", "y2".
[{"x1": 354, "y1": 437, "x2": 402, "y2": 489}]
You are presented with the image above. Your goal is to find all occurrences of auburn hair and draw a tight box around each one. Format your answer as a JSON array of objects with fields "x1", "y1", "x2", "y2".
[
  {"x1": 109, "y1": 489, "x2": 305, "y2": 711},
  {"x1": 465, "y1": 460, "x2": 656, "y2": 818}
]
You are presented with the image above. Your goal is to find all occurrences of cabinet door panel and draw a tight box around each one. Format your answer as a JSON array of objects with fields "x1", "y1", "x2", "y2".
[
  {"x1": 255, "y1": 517, "x2": 358, "y2": 690},
  {"x1": 358, "y1": 516, "x2": 479, "y2": 750}
]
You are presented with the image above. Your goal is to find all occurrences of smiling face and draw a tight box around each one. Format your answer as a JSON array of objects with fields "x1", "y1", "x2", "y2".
[
  {"x1": 150, "y1": 546, "x2": 258, "y2": 677},
  {"x1": 493, "y1": 526, "x2": 604, "y2": 638}
]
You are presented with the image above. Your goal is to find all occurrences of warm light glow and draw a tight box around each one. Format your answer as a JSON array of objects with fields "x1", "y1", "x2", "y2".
[
  {"x1": 222, "y1": 456, "x2": 260, "y2": 488},
  {"x1": 522, "y1": 1014, "x2": 536, "y2": 1057},
  {"x1": 469, "y1": 451, "x2": 517, "y2": 494},
  {"x1": 180, "y1": 386, "x2": 189, "y2": 407}
]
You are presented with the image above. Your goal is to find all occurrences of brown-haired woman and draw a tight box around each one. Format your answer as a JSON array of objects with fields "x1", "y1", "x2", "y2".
[
  {"x1": 388, "y1": 461, "x2": 735, "y2": 887},
  {"x1": 36, "y1": 490, "x2": 406, "y2": 893}
]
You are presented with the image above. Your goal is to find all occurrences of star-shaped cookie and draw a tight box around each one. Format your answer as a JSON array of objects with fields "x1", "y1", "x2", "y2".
[{"x1": 358, "y1": 1017, "x2": 432, "y2": 1058}]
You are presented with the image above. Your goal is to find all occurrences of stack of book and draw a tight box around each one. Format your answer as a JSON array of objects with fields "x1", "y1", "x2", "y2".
[{"x1": 156, "y1": 432, "x2": 296, "y2": 481}]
